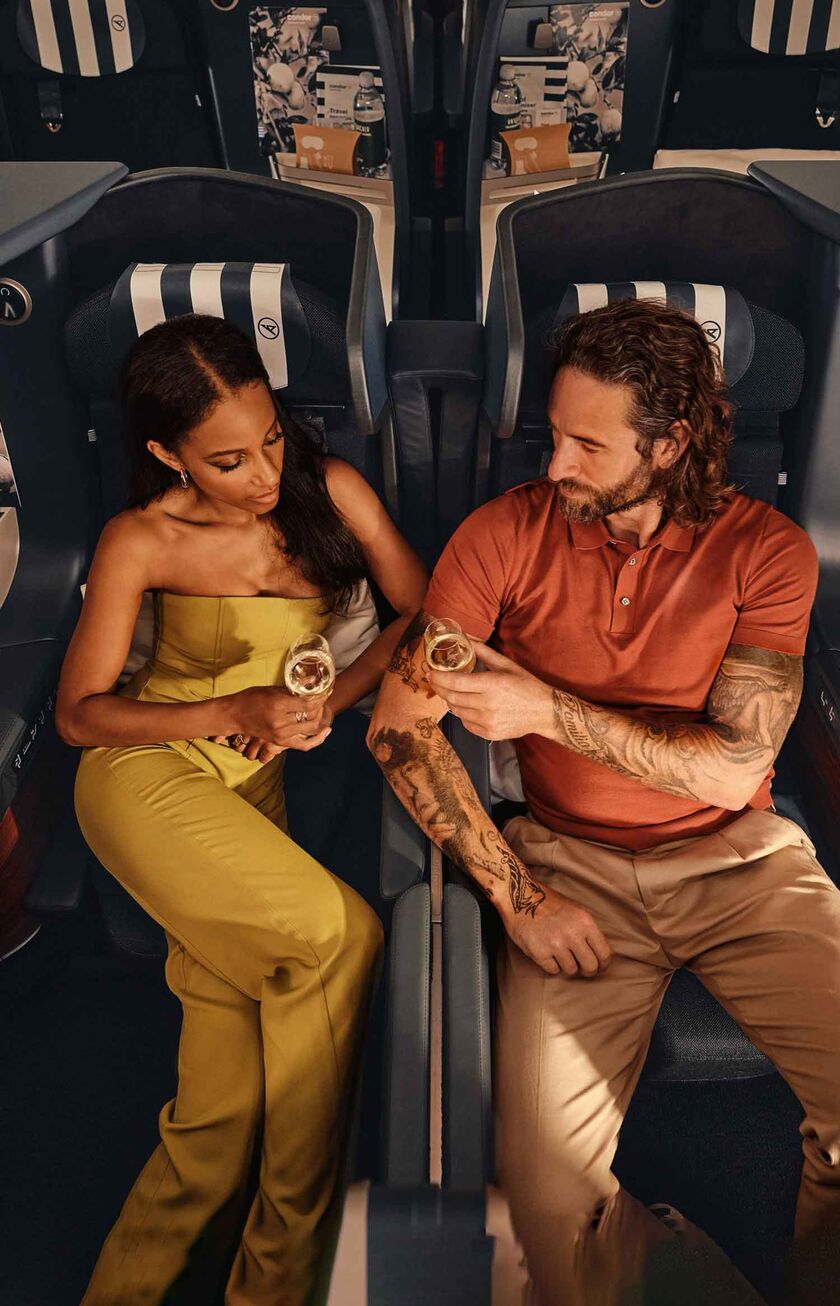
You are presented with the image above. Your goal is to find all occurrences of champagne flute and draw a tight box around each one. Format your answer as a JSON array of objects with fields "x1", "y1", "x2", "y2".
[
  {"x1": 423, "y1": 618, "x2": 476, "y2": 673},
  {"x1": 284, "y1": 633, "x2": 336, "y2": 698}
]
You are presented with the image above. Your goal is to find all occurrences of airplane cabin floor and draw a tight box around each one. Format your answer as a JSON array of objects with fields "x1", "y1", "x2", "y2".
[{"x1": 1, "y1": 911, "x2": 805, "y2": 1306}]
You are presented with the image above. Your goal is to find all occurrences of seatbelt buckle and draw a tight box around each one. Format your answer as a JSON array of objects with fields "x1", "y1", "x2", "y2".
[{"x1": 38, "y1": 80, "x2": 63, "y2": 134}]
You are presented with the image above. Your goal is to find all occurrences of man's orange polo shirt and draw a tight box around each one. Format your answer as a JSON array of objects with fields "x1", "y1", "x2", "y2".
[{"x1": 424, "y1": 480, "x2": 819, "y2": 850}]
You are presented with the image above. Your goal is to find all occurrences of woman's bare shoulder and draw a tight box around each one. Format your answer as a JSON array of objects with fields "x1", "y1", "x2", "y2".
[
  {"x1": 95, "y1": 499, "x2": 184, "y2": 582},
  {"x1": 324, "y1": 457, "x2": 381, "y2": 519}
]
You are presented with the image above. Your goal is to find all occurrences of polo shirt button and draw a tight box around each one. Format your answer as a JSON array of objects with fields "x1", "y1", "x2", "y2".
[
  {"x1": 620, "y1": 597, "x2": 631, "y2": 606},
  {"x1": 629, "y1": 557, "x2": 637, "y2": 565}
]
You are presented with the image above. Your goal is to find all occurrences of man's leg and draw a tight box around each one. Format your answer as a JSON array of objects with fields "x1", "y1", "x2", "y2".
[
  {"x1": 647, "y1": 809, "x2": 840, "y2": 1303},
  {"x1": 497, "y1": 816, "x2": 760, "y2": 1306}
]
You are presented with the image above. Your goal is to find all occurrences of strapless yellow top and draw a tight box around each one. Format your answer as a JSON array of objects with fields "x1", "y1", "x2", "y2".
[{"x1": 118, "y1": 591, "x2": 330, "y2": 784}]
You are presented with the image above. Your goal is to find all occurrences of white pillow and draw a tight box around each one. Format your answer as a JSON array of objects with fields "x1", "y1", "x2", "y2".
[{"x1": 490, "y1": 738, "x2": 525, "y2": 804}]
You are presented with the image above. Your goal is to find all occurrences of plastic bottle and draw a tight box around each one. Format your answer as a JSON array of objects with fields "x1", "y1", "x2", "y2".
[
  {"x1": 353, "y1": 71, "x2": 387, "y2": 176},
  {"x1": 489, "y1": 65, "x2": 522, "y2": 172}
]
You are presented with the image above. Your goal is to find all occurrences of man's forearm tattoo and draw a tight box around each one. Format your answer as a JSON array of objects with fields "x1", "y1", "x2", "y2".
[
  {"x1": 550, "y1": 645, "x2": 802, "y2": 806},
  {"x1": 386, "y1": 608, "x2": 430, "y2": 692},
  {"x1": 370, "y1": 718, "x2": 545, "y2": 915}
]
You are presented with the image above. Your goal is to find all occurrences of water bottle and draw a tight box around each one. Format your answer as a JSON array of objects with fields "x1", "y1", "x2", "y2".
[
  {"x1": 489, "y1": 65, "x2": 522, "y2": 172},
  {"x1": 353, "y1": 71, "x2": 387, "y2": 176}
]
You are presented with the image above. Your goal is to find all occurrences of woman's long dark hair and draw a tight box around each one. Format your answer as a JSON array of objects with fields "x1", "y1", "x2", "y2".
[{"x1": 120, "y1": 314, "x2": 367, "y2": 611}]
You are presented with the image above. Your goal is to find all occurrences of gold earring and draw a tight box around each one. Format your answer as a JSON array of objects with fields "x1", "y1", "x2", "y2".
[{"x1": 179, "y1": 469, "x2": 189, "y2": 489}]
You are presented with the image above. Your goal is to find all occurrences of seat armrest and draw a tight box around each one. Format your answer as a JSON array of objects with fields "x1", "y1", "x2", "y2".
[
  {"x1": 0, "y1": 640, "x2": 65, "y2": 818},
  {"x1": 24, "y1": 804, "x2": 88, "y2": 914},
  {"x1": 447, "y1": 716, "x2": 492, "y2": 811},
  {"x1": 387, "y1": 320, "x2": 484, "y2": 564},
  {"x1": 443, "y1": 882, "x2": 494, "y2": 1189},
  {"x1": 383, "y1": 882, "x2": 431, "y2": 1188},
  {"x1": 380, "y1": 779, "x2": 428, "y2": 900}
]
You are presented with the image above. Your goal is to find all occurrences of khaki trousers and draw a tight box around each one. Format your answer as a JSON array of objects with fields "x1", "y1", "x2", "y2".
[
  {"x1": 74, "y1": 742, "x2": 383, "y2": 1306},
  {"x1": 496, "y1": 808, "x2": 840, "y2": 1306}
]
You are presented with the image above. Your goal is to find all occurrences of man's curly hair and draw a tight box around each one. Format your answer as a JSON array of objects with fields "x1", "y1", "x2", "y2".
[{"x1": 551, "y1": 298, "x2": 735, "y2": 528}]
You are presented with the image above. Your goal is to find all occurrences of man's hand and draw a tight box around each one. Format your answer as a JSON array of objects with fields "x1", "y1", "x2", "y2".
[
  {"x1": 500, "y1": 876, "x2": 612, "y2": 977},
  {"x1": 429, "y1": 643, "x2": 553, "y2": 741}
]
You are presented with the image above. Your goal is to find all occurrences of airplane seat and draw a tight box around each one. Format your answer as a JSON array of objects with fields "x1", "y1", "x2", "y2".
[
  {"x1": 9, "y1": 164, "x2": 462, "y2": 1299},
  {"x1": 658, "y1": 0, "x2": 840, "y2": 171},
  {"x1": 55, "y1": 212, "x2": 384, "y2": 958},
  {"x1": 451, "y1": 0, "x2": 686, "y2": 319},
  {"x1": 192, "y1": 0, "x2": 420, "y2": 317},
  {"x1": 0, "y1": 0, "x2": 220, "y2": 168},
  {"x1": 441, "y1": 171, "x2": 840, "y2": 1209},
  {"x1": 18, "y1": 170, "x2": 393, "y2": 939}
]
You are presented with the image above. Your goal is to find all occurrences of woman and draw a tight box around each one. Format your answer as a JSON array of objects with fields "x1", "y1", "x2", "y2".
[{"x1": 56, "y1": 314, "x2": 428, "y2": 1306}]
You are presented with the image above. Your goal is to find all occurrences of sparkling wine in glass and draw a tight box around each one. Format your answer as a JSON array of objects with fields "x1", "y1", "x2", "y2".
[
  {"x1": 423, "y1": 618, "x2": 476, "y2": 673},
  {"x1": 284, "y1": 633, "x2": 336, "y2": 697}
]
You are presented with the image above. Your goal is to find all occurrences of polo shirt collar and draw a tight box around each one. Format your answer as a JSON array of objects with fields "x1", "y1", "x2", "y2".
[{"x1": 569, "y1": 516, "x2": 695, "y2": 552}]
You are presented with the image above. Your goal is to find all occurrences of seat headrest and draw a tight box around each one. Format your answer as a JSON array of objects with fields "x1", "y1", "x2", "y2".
[
  {"x1": 16, "y1": 0, "x2": 146, "y2": 75},
  {"x1": 738, "y1": 0, "x2": 840, "y2": 55},
  {"x1": 109, "y1": 262, "x2": 312, "y2": 391},
  {"x1": 527, "y1": 281, "x2": 804, "y2": 419},
  {"x1": 554, "y1": 282, "x2": 755, "y2": 387}
]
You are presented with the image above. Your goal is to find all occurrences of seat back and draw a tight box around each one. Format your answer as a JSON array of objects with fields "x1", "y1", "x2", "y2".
[
  {"x1": 664, "y1": 0, "x2": 840, "y2": 152},
  {"x1": 456, "y1": 0, "x2": 686, "y2": 318},
  {"x1": 193, "y1": 0, "x2": 414, "y2": 316},
  {"x1": 0, "y1": 0, "x2": 220, "y2": 168},
  {"x1": 481, "y1": 170, "x2": 815, "y2": 512},
  {"x1": 60, "y1": 168, "x2": 389, "y2": 534}
]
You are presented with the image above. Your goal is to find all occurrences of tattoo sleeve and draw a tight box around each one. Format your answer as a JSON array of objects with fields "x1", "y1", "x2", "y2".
[
  {"x1": 549, "y1": 643, "x2": 802, "y2": 810},
  {"x1": 369, "y1": 608, "x2": 545, "y2": 917}
]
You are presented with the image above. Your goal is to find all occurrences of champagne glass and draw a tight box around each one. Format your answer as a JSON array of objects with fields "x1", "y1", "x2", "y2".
[
  {"x1": 423, "y1": 618, "x2": 476, "y2": 673},
  {"x1": 284, "y1": 633, "x2": 336, "y2": 697}
]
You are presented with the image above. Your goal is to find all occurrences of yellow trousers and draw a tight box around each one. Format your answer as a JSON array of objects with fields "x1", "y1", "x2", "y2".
[
  {"x1": 75, "y1": 741, "x2": 383, "y2": 1306},
  {"x1": 496, "y1": 808, "x2": 840, "y2": 1306}
]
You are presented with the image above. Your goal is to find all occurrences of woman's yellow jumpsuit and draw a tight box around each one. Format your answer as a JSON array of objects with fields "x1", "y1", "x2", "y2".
[{"x1": 74, "y1": 592, "x2": 383, "y2": 1306}]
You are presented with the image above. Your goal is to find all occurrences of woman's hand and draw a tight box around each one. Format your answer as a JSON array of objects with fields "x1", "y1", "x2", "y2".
[
  {"x1": 228, "y1": 685, "x2": 333, "y2": 748},
  {"x1": 209, "y1": 692, "x2": 333, "y2": 761}
]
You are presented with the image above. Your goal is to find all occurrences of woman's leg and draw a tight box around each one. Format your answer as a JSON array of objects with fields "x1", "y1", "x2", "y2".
[
  {"x1": 82, "y1": 933, "x2": 264, "y2": 1306},
  {"x1": 76, "y1": 744, "x2": 383, "y2": 1306}
]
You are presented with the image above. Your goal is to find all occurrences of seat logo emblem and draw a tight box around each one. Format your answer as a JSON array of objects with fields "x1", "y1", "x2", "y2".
[
  {"x1": 111, "y1": 12, "x2": 126, "y2": 29},
  {"x1": 258, "y1": 317, "x2": 280, "y2": 340},
  {"x1": 0, "y1": 279, "x2": 33, "y2": 326},
  {"x1": 701, "y1": 320, "x2": 721, "y2": 342}
]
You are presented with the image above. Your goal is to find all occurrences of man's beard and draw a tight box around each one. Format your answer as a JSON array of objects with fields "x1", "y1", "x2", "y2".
[{"x1": 553, "y1": 456, "x2": 671, "y2": 525}]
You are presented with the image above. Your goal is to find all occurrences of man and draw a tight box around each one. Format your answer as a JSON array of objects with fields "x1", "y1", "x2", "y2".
[{"x1": 368, "y1": 299, "x2": 840, "y2": 1305}]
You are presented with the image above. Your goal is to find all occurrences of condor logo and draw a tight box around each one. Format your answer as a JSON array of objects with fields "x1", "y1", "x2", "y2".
[
  {"x1": 111, "y1": 13, "x2": 126, "y2": 30},
  {"x1": 701, "y1": 320, "x2": 722, "y2": 342}
]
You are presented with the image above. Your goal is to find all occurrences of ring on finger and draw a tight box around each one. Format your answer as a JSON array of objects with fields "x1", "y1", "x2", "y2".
[
  {"x1": 295, "y1": 710, "x2": 309, "y2": 723},
  {"x1": 232, "y1": 734, "x2": 246, "y2": 747}
]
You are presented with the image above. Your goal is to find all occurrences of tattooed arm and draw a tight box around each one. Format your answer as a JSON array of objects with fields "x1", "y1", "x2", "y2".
[
  {"x1": 434, "y1": 641, "x2": 803, "y2": 812},
  {"x1": 548, "y1": 643, "x2": 802, "y2": 811},
  {"x1": 368, "y1": 610, "x2": 612, "y2": 977}
]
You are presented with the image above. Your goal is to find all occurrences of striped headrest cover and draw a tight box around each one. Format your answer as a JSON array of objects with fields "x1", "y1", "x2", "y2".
[
  {"x1": 16, "y1": 0, "x2": 146, "y2": 76},
  {"x1": 553, "y1": 283, "x2": 754, "y2": 387},
  {"x1": 738, "y1": 0, "x2": 840, "y2": 55},
  {"x1": 108, "y1": 263, "x2": 312, "y2": 391}
]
